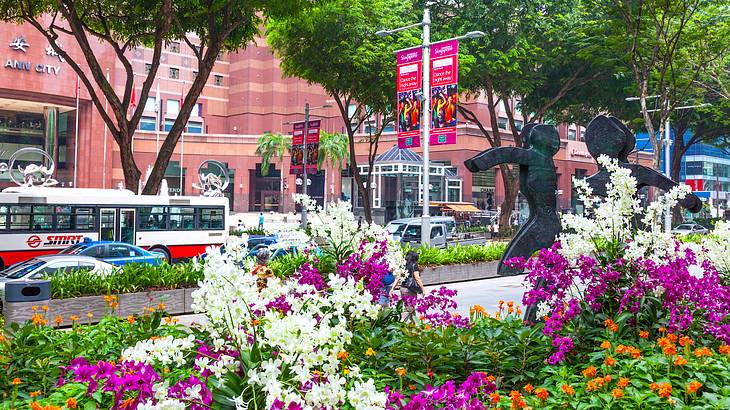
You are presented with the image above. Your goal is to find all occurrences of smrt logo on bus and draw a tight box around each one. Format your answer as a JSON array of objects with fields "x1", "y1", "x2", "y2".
[{"x1": 26, "y1": 235, "x2": 84, "y2": 248}]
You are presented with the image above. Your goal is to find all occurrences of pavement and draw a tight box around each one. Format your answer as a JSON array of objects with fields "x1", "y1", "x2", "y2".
[{"x1": 175, "y1": 274, "x2": 530, "y2": 327}]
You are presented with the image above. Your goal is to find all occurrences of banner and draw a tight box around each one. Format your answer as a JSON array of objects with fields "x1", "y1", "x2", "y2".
[
  {"x1": 396, "y1": 40, "x2": 458, "y2": 149},
  {"x1": 429, "y1": 40, "x2": 458, "y2": 146},
  {"x1": 290, "y1": 120, "x2": 321, "y2": 174},
  {"x1": 396, "y1": 48, "x2": 423, "y2": 149}
]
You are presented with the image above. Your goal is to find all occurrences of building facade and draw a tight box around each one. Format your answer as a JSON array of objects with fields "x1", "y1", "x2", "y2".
[{"x1": 1, "y1": 21, "x2": 652, "y2": 220}]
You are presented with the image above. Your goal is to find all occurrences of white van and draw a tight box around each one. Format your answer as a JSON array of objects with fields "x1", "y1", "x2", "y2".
[
  {"x1": 399, "y1": 223, "x2": 448, "y2": 248},
  {"x1": 385, "y1": 216, "x2": 456, "y2": 242}
]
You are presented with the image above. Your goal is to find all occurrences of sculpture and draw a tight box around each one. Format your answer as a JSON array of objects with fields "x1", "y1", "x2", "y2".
[
  {"x1": 193, "y1": 160, "x2": 230, "y2": 197},
  {"x1": 584, "y1": 115, "x2": 702, "y2": 213},
  {"x1": 0, "y1": 147, "x2": 58, "y2": 187},
  {"x1": 465, "y1": 124, "x2": 562, "y2": 276}
]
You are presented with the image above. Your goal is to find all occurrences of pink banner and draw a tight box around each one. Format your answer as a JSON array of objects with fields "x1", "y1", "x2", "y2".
[
  {"x1": 290, "y1": 120, "x2": 320, "y2": 174},
  {"x1": 430, "y1": 40, "x2": 458, "y2": 146},
  {"x1": 396, "y1": 48, "x2": 423, "y2": 149}
]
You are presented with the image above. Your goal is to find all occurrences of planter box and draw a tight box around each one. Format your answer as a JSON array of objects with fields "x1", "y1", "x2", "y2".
[
  {"x1": 422, "y1": 261, "x2": 500, "y2": 285},
  {"x1": 3, "y1": 287, "x2": 199, "y2": 327}
]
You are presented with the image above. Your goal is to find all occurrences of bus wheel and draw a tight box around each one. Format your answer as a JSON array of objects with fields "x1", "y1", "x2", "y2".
[{"x1": 149, "y1": 246, "x2": 171, "y2": 263}]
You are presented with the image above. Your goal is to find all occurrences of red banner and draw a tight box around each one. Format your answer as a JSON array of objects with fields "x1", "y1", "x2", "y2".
[
  {"x1": 290, "y1": 120, "x2": 320, "y2": 174},
  {"x1": 685, "y1": 179, "x2": 704, "y2": 191}
]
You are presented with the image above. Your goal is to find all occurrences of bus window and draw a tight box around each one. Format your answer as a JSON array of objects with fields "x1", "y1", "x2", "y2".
[
  {"x1": 9, "y1": 205, "x2": 31, "y2": 230},
  {"x1": 0, "y1": 205, "x2": 6, "y2": 230},
  {"x1": 200, "y1": 208, "x2": 223, "y2": 229},
  {"x1": 169, "y1": 207, "x2": 195, "y2": 230},
  {"x1": 32, "y1": 206, "x2": 53, "y2": 230},
  {"x1": 74, "y1": 207, "x2": 96, "y2": 230},
  {"x1": 139, "y1": 207, "x2": 167, "y2": 230}
]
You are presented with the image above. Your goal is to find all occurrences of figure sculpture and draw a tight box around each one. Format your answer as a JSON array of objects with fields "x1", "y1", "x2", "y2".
[
  {"x1": 584, "y1": 115, "x2": 702, "y2": 213},
  {"x1": 464, "y1": 124, "x2": 562, "y2": 276}
]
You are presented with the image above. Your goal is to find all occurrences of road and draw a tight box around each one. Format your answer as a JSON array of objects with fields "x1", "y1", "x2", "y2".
[{"x1": 176, "y1": 275, "x2": 530, "y2": 327}]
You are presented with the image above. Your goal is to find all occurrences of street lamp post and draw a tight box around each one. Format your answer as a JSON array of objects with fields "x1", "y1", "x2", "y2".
[
  {"x1": 626, "y1": 96, "x2": 711, "y2": 232},
  {"x1": 299, "y1": 102, "x2": 331, "y2": 229},
  {"x1": 377, "y1": 8, "x2": 484, "y2": 245}
]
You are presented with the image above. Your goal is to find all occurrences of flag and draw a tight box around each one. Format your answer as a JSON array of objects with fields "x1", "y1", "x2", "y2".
[
  {"x1": 75, "y1": 76, "x2": 79, "y2": 98},
  {"x1": 130, "y1": 82, "x2": 137, "y2": 108}
]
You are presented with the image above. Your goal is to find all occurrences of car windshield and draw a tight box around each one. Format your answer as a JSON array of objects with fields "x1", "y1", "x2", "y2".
[
  {"x1": 676, "y1": 224, "x2": 693, "y2": 230},
  {"x1": 385, "y1": 223, "x2": 406, "y2": 234},
  {"x1": 403, "y1": 225, "x2": 421, "y2": 237},
  {"x1": 60, "y1": 243, "x2": 88, "y2": 255},
  {"x1": 1, "y1": 258, "x2": 46, "y2": 279}
]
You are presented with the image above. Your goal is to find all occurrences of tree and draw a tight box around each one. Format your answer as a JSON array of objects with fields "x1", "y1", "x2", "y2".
[
  {"x1": 266, "y1": 0, "x2": 418, "y2": 222},
  {"x1": 2, "y1": 0, "x2": 309, "y2": 194},
  {"x1": 594, "y1": 0, "x2": 730, "y2": 170},
  {"x1": 317, "y1": 131, "x2": 349, "y2": 204},
  {"x1": 255, "y1": 131, "x2": 292, "y2": 209},
  {"x1": 431, "y1": 0, "x2": 615, "y2": 232}
]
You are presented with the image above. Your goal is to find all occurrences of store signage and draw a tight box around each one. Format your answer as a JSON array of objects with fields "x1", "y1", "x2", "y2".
[
  {"x1": 396, "y1": 40, "x2": 459, "y2": 149},
  {"x1": 5, "y1": 36, "x2": 63, "y2": 75},
  {"x1": 569, "y1": 148, "x2": 592, "y2": 159},
  {"x1": 26, "y1": 234, "x2": 84, "y2": 249},
  {"x1": 685, "y1": 179, "x2": 704, "y2": 191},
  {"x1": 290, "y1": 120, "x2": 320, "y2": 175}
]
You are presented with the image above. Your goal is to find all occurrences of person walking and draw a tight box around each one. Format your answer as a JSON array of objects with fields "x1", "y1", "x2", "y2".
[
  {"x1": 400, "y1": 251, "x2": 424, "y2": 322},
  {"x1": 258, "y1": 212, "x2": 265, "y2": 230}
]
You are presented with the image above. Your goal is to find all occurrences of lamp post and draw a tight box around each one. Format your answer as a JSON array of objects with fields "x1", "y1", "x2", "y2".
[
  {"x1": 626, "y1": 95, "x2": 711, "y2": 231},
  {"x1": 300, "y1": 102, "x2": 331, "y2": 229},
  {"x1": 377, "y1": 8, "x2": 484, "y2": 245}
]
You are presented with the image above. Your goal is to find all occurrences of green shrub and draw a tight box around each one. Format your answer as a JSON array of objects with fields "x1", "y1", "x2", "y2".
[{"x1": 413, "y1": 243, "x2": 507, "y2": 266}]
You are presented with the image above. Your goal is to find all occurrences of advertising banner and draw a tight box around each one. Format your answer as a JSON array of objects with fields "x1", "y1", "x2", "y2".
[
  {"x1": 396, "y1": 47, "x2": 423, "y2": 149},
  {"x1": 429, "y1": 39, "x2": 458, "y2": 146},
  {"x1": 396, "y1": 40, "x2": 459, "y2": 149},
  {"x1": 290, "y1": 120, "x2": 321, "y2": 175},
  {"x1": 685, "y1": 179, "x2": 704, "y2": 192}
]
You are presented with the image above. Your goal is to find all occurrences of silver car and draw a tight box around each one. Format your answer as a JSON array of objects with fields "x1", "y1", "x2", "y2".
[
  {"x1": 671, "y1": 223, "x2": 709, "y2": 235},
  {"x1": 0, "y1": 255, "x2": 114, "y2": 301}
]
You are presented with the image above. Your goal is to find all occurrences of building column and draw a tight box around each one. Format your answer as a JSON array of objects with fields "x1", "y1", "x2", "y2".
[{"x1": 43, "y1": 106, "x2": 59, "y2": 164}]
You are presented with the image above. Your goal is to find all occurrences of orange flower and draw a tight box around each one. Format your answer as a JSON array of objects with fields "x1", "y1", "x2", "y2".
[
  {"x1": 69, "y1": 314, "x2": 79, "y2": 322},
  {"x1": 395, "y1": 367, "x2": 406, "y2": 377},
  {"x1": 535, "y1": 387, "x2": 548, "y2": 401},
  {"x1": 674, "y1": 356, "x2": 688, "y2": 366},
  {"x1": 408, "y1": 384, "x2": 416, "y2": 390},
  {"x1": 86, "y1": 312, "x2": 94, "y2": 321},
  {"x1": 582, "y1": 366, "x2": 597, "y2": 378},
  {"x1": 470, "y1": 305, "x2": 486, "y2": 315},
  {"x1": 678, "y1": 336, "x2": 693, "y2": 347},
  {"x1": 523, "y1": 383, "x2": 534, "y2": 393},
  {"x1": 127, "y1": 315, "x2": 136, "y2": 324},
  {"x1": 694, "y1": 347, "x2": 713, "y2": 358},
  {"x1": 605, "y1": 356, "x2": 616, "y2": 366},
  {"x1": 30, "y1": 403, "x2": 43, "y2": 410},
  {"x1": 604, "y1": 375, "x2": 613, "y2": 383},
  {"x1": 639, "y1": 330, "x2": 649, "y2": 339},
  {"x1": 719, "y1": 345, "x2": 730, "y2": 355},
  {"x1": 662, "y1": 344, "x2": 677, "y2": 356},
  {"x1": 11, "y1": 377, "x2": 20, "y2": 385},
  {"x1": 659, "y1": 326, "x2": 667, "y2": 333},
  {"x1": 600, "y1": 340, "x2": 612, "y2": 349},
  {"x1": 157, "y1": 303, "x2": 166, "y2": 310},
  {"x1": 336, "y1": 351, "x2": 349, "y2": 360},
  {"x1": 658, "y1": 383, "x2": 672, "y2": 398},
  {"x1": 617, "y1": 377, "x2": 630, "y2": 388},
  {"x1": 489, "y1": 392, "x2": 500, "y2": 405},
  {"x1": 66, "y1": 398, "x2": 78, "y2": 409},
  {"x1": 54, "y1": 315, "x2": 63, "y2": 326},
  {"x1": 586, "y1": 379, "x2": 598, "y2": 392},
  {"x1": 509, "y1": 390, "x2": 526, "y2": 409},
  {"x1": 29, "y1": 390, "x2": 41, "y2": 397},
  {"x1": 562, "y1": 384, "x2": 575, "y2": 396},
  {"x1": 612, "y1": 388, "x2": 624, "y2": 399},
  {"x1": 667, "y1": 334, "x2": 677, "y2": 343},
  {"x1": 603, "y1": 319, "x2": 618, "y2": 332},
  {"x1": 687, "y1": 381, "x2": 702, "y2": 394},
  {"x1": 365, "y1": 347, "x2": 376, "y2": 356},
  {"x1": 649, "y1": 382, "x2": 659, "y2": 391}
]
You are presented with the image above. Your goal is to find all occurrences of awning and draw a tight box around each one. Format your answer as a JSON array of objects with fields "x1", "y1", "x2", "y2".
[{"x1": 444, "y1": 204, "x2": 481, "y2": 213}]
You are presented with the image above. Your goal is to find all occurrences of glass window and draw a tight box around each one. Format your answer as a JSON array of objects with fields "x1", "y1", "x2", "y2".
[
  {"x1": 169, "y1": 207, "x2": 195, "y2": 230},
  {"x1": 192, "y1": 71, "x2": 198, "y2": 79},
  {"x1": 140, "y1": 116, "x2": 156, "y2": 131},
  {"x1": 139, "y1": 207, "x2": 167, "y2": 230},
  {"x1": 164, "y1": 119, "x2": 175, "y2": 132},
  {"x1": 9, "y1": 205, "x2": 31, "y2": 230},
  {"x1": 32, "y1": 206, "x2": 53, "y2": 231},
  {"x1": 56, "y1": 207, "x2": 95, "y2": 231},
  {"x1": 145, "y1": 63, "x2": 152, "y2": 74},
  {"x1": 568, "y1": 129, "x2": 577, "y2": 141},
  {"x1": 169, "y1": 41, "x2": 180, "y2": 53},
  {"x1": 166, "y1": 99, "x2": 180, "y2": 115},
  {"x1": 108, "y1": 244, "x2": 136, "y2": 257},
  {"x1": 191, "y1": 103, "x2": 202, "y2": 117},
  {"x1": 214, "y1": 75, "x2": 223, "y2": 86},
  {"x1": 187, "y1": 121, "x2": 203, "y2": 134},
  {"x1": 144, "y1": 97, "x2": 156, "y2": 112},
  {"x1": 497, "y1": 117, "x2": 507, "y2": 130},
  {"x1": 81, "y1": 245, "x2": 106, "y2": 258},
  {"x1": 514, "y1": 120, "x2": 524, "y2": 131},
  {"x1": 200, "y1": 208, "x2": 223, "y2": 229},
  {"x1": 0, "y1": 205, "x2": 6, "y2": 230},
  {"x1": 169, "y1": 67, "x2": 179, "y2": 79},
  {"x1": 39, "y1": 261, "x2": 78, "y2": 276}
]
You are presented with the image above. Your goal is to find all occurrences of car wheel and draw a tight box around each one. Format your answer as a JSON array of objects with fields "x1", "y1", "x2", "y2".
[{"x1": 149, "y1": 246, "x2": 171, "y2": 263}]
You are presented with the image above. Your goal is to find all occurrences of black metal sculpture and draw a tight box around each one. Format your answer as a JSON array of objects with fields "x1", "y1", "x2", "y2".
[
  {"x1": 465, "y1": 124, "x2": 562, "y2": 276},
  {"x1": 584, "y1": 115, "x2": 702, "y2": 213}
]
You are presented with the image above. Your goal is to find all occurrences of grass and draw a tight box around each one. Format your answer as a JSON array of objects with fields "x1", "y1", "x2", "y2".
[
  {"x1": 414, "y1": 242, "x2": 507, "y2": 266},
  {"x1": 49, "y1": 261, "x2": 203, "y2": 299}
]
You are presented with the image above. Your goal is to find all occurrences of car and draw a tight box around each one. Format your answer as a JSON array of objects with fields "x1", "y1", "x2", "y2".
[
  {"x1": 400, "y1": 223, "x2": 448, "y2": 248},
  {"x1": 0, "y1": 255, "x2": 114, "y2": 305},
  {"x1": 385, "y1": 216, "x2": 457, "y2": 242},
  {"x1": 247, "y1": 244, "x2": 299, "y2": 260},
  {"x1": 671, "y1": 223, "x2": 709, "y2": 235},
  {"x1": 59, "y1": 238, "x2": 167, "y2": 266}
]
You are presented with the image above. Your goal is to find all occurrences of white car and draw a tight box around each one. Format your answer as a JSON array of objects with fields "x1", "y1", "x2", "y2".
[
  {"x1": 0, "y1": 255, "x2": 114, "y2": 302},
  {"x1": 671, "y1": 223, "x2": 709, "y2": 235}
]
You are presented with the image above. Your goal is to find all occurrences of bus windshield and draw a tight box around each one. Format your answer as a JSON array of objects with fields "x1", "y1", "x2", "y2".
[{"x1": 1, "y1": 258, "x2": 45, "y2": 279}]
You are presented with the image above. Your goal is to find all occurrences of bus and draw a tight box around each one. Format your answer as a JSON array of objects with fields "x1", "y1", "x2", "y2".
[{"x1": 0, "y1": 187, "x2": 228, "y2": 269}]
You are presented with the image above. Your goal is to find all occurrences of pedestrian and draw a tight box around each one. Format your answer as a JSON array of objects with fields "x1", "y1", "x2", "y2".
[
  {"x1": 379, "y1": 270, "x2": 396, "y2": 306},
  {"x1": 251, "y1": 248, "x2": 273, "y2": 292},
  {"x1": 400, "y1": 251, "x2": 424, "y2": 323},
  {"x1": 358, "y1": 215, "x2": 363, "y2": 229},
  {"x1": 258, "y1": 212, "x2": 265, "y2": 230}
]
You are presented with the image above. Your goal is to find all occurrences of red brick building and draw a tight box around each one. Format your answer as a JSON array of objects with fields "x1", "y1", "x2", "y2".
[{"x1": 0, "y1": 22, "x2": 652, "y2": 221}]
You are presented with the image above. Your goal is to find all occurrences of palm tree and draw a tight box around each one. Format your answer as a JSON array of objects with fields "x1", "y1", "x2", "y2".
[
  {"x1": 255, "y1": 132, "x2": 292, "y2": 209},
  {"x1": 317, "y1": 131, "x2": 349, "y2": 205}
]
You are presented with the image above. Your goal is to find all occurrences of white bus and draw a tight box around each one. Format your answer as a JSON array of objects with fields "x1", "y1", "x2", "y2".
[{"x1": 0, "y1": 187, "x2": 228, "y2": 269}]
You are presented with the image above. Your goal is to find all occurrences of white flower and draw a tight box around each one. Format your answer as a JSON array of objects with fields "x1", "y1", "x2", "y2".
[{"x1": 687, "y1": 264, "x2": 705, "y2": 279}]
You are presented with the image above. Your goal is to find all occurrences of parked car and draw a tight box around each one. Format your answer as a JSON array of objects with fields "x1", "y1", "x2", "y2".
[
  {"x1": 247, "y1": 244, "x2": 299, "y2": 260},
  {"x1": 385, "y1": 216, "x2": 456, "y2": 242},
  {"x1": 0, "y1": 255, "x2": 114, "y2": 305},
  {"x1": 400, "y1": 223, "x2": 448, "y2": 248},
  {"x1": 671, "y1": 223, "x2": 709, "y2": 235},
  {"x1": 60, "y1": 238, "x2": 167, "y2": 266}
]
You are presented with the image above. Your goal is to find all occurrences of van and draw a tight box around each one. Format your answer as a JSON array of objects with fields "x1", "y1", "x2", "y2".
[
  {"x1": 385, "y1": 216, "x2": 456, "y2": 242},
  {"x1": 399, "y1": 223, "x2": 448, "y2": 248}
]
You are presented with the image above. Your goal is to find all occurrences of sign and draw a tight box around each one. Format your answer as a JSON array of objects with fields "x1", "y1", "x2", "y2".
[
  {"x1": 290, "y1": 120, "x2": 320, "y2": 175},
  {"x1": 26, "y1": 234, "x2": 84, "y2": 249},
  {"x1": 429, "y1": 40, "x2": 458, "y2": 146},
  {"x1": 396, "y1": 48, "x2": 423, "y2": 148},
  {"x1": 396, "y1": 40, "x2": 459, "y2": 148},
  {"x1": 685, "y1": 179, "x2": 704, "y2": 192},
  {"x1": 4, "y1": 36, "x2": 63, "y2": 76}
]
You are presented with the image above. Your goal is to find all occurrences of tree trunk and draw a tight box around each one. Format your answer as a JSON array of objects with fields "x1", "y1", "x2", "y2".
[{"x1": 117, "y1": 132, "x2": 141, "y2": 191}]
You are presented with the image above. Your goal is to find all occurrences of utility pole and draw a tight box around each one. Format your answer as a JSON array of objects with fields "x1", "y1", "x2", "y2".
[{"x1": 301, "y1": 102, "x2": 310, "y2": 229}]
